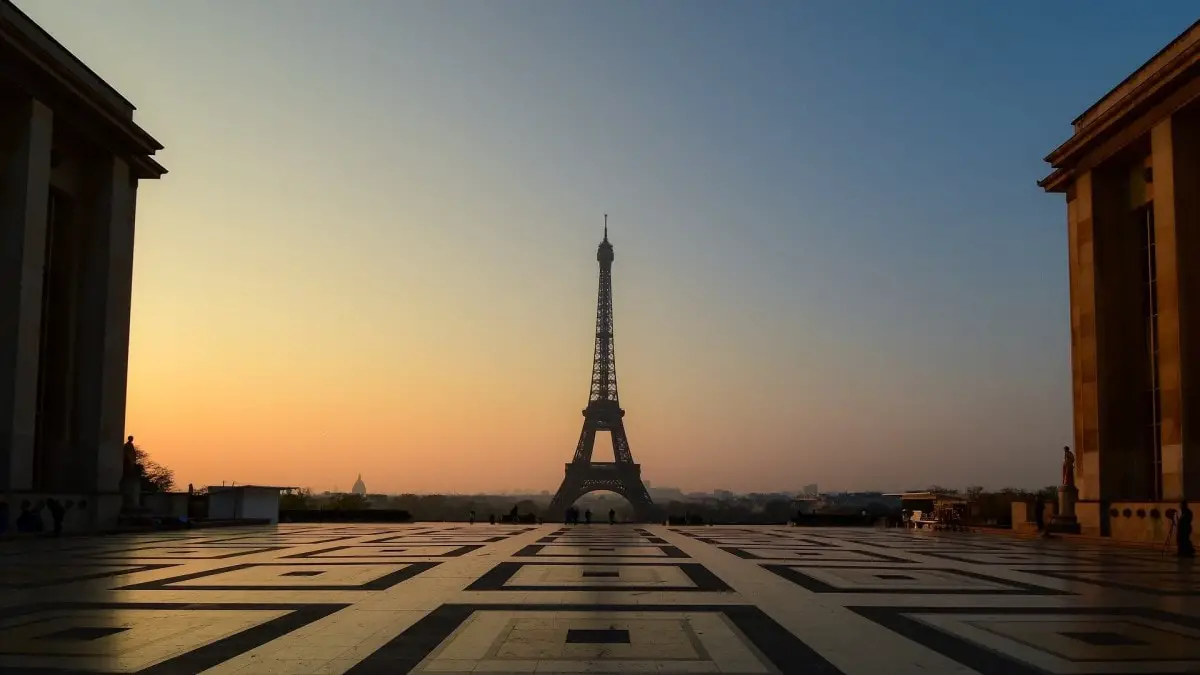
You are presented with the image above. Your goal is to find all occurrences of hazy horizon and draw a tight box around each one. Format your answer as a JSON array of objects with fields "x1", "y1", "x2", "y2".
[{"x1": 16, "y1": 1, "x2": 1199, "y2": 496}]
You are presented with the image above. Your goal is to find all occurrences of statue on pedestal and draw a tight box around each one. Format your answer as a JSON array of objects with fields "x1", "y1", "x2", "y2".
[
  {"x1": 121, "y1": 435, "x2": 142, "y2": 510},
  {"x1": 122, "y1": 435, "x2": 140, "y2": 481},
  {"x1": 1049, "y1": 445, "x2": 1081, "y2": 534}
]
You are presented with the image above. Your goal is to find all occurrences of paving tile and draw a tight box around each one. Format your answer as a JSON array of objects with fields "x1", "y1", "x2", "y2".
[{"x1": 0, "y1": 524, "x2": 1196, "y2": 673}]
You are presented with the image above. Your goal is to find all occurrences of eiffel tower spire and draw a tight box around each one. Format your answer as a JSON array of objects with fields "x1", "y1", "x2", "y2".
[{"x1": 590, "y1": 216, "x2": 618, "y2": 404}]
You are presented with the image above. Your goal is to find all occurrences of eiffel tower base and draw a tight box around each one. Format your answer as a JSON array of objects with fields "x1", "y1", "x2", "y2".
[{"x1": 547, "y1": 462, "x2": 659, "y2": 523}]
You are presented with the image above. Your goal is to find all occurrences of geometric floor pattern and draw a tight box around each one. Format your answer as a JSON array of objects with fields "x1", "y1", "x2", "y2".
[{"x1": 0, "y1": 524, "x2": 1196, "y2": 673}]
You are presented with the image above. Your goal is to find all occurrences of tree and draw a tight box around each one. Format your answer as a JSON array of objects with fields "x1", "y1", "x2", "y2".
[
  {"x1": 761, "y1": 498, "x2": 794, "y2": 523},
  {"x1": 326, "y1": 493, "x2": 370, "y2": 510},
  {"x1": 965, "y1": 486, "x2": 985, "y2": 502},
  {"x1": 132, "y1": 445, "x2": 175, "y2": 493},
  {"x1": 280, "y1": 489, "x2": 312, "y2": 510},
  {"x1": 513, "y1": 500, "x2": 540, "y2": 516}
]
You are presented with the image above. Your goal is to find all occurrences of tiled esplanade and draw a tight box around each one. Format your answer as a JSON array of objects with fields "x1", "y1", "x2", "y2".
[
  {"x1": 1041, "y1": 21, "x2": 1200, "y2": 546},
  {"x1": 1, "y1": 1, "x2": 166, "y2": 533},
  {"x1": 2, "y1": 524, "x2": 1200, "y2": 674}
]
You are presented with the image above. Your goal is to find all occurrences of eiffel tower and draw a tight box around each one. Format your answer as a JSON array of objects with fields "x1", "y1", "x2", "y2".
[{"x1": 547, "y1": 216, "x2": 657, "y2": 522}]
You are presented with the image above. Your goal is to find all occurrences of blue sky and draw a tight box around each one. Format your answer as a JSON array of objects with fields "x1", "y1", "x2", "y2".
[{"x1": 16, "y1": 1, "x2": 1199, "y2": 493}]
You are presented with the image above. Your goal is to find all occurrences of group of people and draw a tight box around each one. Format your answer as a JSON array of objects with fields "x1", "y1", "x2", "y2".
[
  {"x1": 0, "y1": 498, "x2": 73, "y2": 536},
  {"x1": 467, "y1": 506, "x2": 544, "y2": 525},
  {"x1": 564, "y1": 507, "x2": 616, "y2": 525}
]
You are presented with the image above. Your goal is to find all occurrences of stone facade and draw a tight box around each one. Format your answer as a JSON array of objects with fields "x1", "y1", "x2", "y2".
[
  {"x1": 1041, "y1": 20, "x2": 1200, "y2": 542},
  {"x1": 0, "y1": 1, "x2": 165, "y2": 532}
]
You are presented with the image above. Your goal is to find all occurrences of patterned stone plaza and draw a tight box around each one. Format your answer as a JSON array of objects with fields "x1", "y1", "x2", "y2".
[{"x1": 0, "y1": 524, "x2": 1197, "y2": 674}]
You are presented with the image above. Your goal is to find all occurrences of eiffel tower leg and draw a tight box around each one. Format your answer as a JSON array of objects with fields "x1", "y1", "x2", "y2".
[
  {"x1": 571, "y1": 425, "x2": 597, "y2": 463},
  {"x1": 547, "y1": 470, "x2": 584, "y2": 522},
  {"x1": 610, "y1": 420, "x2": 634, "y2": 464},
  {"x1": 613, "y1": 469, "x2": 657, "y2": 523},
  {"x1": 547, "y1": 464, "x2": 659, "y2": 523}
]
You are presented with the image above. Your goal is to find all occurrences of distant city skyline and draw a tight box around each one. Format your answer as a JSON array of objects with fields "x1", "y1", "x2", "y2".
[{"x1": 14, "y1": 1, "x2": 1200, "y2": 495}]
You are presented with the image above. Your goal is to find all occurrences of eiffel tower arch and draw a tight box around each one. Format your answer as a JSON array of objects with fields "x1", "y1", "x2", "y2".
[{"x1": 548, "y1": 217, "x2": 658, "y2": 523}]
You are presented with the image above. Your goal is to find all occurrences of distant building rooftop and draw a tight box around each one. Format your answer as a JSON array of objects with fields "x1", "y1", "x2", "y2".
[{"x1": 206, "y1": 485, "x2": 298, "y2": 493}]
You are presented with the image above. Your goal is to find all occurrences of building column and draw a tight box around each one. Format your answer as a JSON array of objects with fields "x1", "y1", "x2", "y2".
[
  {"x1": 1151, "y1": 120, "x2": 1186, "y2": 501},
  {"x1": 1167, "y1": 104, "x2": 1200, "y2": 500},
  {"x1": 1067, "y1": 171, "x2": 1102, "y2": 502},
  {"x1": 1092, "y1": 162, "x2": 1152, "y2": 501},
  {"x1": 73, "y1": 156, "x2": 136, "y2": 509},
  {"x1": 0, "y1": 97, "x2": 52, "y2": 492}
]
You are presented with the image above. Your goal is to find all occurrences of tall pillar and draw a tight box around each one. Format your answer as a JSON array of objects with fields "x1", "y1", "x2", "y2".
[
  {"x1": 0, "y1": 97, "x2": 52, "y2": 492},
  {"x1": 1168, "y1": 104, "x2": 1200, "y2": 499},
  {"x1": 1092, "y1": 163, "x2": 1152, "y2": 500},
  {"x1": 73, "y1": 156, "x2": 136, "y2": 523},
  {"x1": 1067, "y1": 171, "x2": 1102, "y2": 501},
  {"x1": 1151, "y1": 120, "x2": 1186, "y2": 500}
]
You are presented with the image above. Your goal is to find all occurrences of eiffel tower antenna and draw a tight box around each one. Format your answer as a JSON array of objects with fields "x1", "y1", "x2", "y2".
[{"x1": 547, "y1": 219, "x2": 656, "y2": 522}]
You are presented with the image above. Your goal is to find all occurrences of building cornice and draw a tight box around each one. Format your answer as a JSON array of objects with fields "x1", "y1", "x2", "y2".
[
  {"x1": 1040, "y1": 21, "x2": 1200, "y2": 193},
  {"x1": 0, "y1": 0, "x2": 166, "y2": 178}
]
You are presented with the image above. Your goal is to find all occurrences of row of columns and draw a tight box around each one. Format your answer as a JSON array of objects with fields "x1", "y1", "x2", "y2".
[
  {"x1": 0, "y1": 94, "x2": 137, "y2": 515},
  {"x1": 1068, "y1": 104, "x2": 1200, "y2": 503}
]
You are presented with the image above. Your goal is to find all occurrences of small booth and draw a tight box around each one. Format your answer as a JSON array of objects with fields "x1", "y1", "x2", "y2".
[
  {"x1": 206, "y1": 485, "x2": 295, "y2": 524},
  {"x1": 887, "y1": 492, "x2": 969, "y2": 530}
]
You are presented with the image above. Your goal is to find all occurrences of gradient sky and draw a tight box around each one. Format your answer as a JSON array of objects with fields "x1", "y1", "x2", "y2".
[{"x1": 17, "y1": 1, "x2": 1200, "y2": 495}]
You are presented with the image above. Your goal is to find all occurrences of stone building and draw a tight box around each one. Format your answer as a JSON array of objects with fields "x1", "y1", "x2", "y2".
[
  {"x1": 1, "y1": 1, "x2": 166, "y2": 532},
  {"x1": 1040, "y1": 20, "x2": 1199, "y2": 544}
]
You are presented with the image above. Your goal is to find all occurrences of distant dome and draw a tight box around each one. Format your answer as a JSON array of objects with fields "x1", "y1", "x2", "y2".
[{"x1": 351, "y1": 474, "x2": 366, "y2": 495}]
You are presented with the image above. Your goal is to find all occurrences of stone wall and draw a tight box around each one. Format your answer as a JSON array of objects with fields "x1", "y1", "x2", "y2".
[{"x1": 1108, "y1": 500, "x2": 1198, "y2": 547}]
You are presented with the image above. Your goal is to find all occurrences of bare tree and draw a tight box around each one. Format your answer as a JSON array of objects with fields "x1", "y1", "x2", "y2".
[{"x1": 132, "y1": 444, "x2": 176, "y2": 493}]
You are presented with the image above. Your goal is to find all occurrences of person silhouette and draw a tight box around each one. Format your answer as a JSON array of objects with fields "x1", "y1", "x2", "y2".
[
  {"x1": 608, "y1": 508, "x2": 616, "y2": 525},
  {"x1": 46, "y1": 498, "x2": 65, "y2": 536},
  {"x1": 584, "y1": 509, "x2": 592, "y2": 525},
  {"x1": 469, "y1": 510, "x2": 476, "y2": 525},
  {"x1": 16, "y1": 500, "x2": 43, "y2": 533},
  {"x1": 1178, "y1": 501, "x2": 1194, "y2": 558}
]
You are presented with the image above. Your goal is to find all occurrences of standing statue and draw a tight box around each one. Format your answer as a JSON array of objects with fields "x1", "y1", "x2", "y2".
[
  {"x1": 122, "y1": 435, "x2": 141, "y2": 480},
  {"x1": 1061, "y1": 445, "x2": 1076, "y2": 488}
]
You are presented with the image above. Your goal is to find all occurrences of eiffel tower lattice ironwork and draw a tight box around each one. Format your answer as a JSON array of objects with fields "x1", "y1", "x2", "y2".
[{"x1": 547, "y1": 216, "x2": 657, "y2": 522}]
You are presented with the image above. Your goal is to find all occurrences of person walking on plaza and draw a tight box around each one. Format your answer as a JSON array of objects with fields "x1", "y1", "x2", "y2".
[
  {"x1": 608, "y1": 508, "x2": 616, "y2": 525},
  {"x1": 584, "y1": 509, "x2": 592, "y2": 525},
  {"x1": 46, "y1": 498, "x2": 65, "y2": 536},
  {"x1": 1178, "y1": 501, "x2": 1194, "y2": 559}
]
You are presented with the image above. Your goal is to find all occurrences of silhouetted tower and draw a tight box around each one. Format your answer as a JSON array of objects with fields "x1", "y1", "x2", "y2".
[{"x1": 548, "y1": 216, "x2": 656, "y2": 521}]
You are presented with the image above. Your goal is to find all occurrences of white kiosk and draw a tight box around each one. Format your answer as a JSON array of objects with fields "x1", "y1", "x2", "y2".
[{"x1": 206, "y1": 485, "x2": 295, "y2": 524}]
